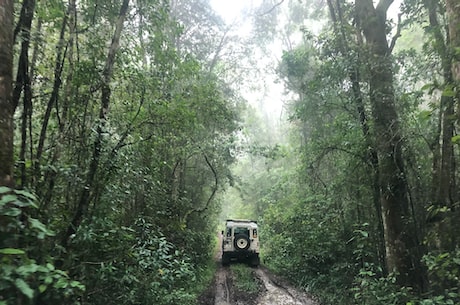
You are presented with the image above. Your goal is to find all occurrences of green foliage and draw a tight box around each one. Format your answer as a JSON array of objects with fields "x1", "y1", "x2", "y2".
[
  {"x1": 262, "y1": 195, "x2": 356, "y2": 304},
  {"x1": 0, "y1": 187, "x2": 84, "y2": 304},
  {"x1": 405, "y1": 250, "x2": 460, "y2": 304},
  {"x1": 69, "y1": 217, "x2": 198, "y2": 305},
  {"x1": 409, "y1": 250, "x2": 460, "y2": 305},
  {"x1": 9, "y1": 0, "x2": 241, "y2": 303},
  {"x1": 352, "y1": 267, "x2": 412, "y2": 305}
]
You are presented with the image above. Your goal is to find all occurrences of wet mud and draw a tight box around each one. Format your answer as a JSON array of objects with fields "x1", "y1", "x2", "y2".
[{"x1": 199, "y1": 261, "x2": 319, "y2": 305}]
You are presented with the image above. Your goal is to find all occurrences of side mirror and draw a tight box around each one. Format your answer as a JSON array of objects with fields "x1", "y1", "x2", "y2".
[{"x1": 221, "y1": 230, "x2": 224, "y2": 235}]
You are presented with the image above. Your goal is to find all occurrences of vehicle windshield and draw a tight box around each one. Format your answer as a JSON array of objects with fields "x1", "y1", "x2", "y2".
[{"x1": 234, "y1": 227, "x2": 249, "y2": 236}]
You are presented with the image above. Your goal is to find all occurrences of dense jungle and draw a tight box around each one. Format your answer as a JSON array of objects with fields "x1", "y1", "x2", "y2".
[{"x1": 1, "y1": 0, "x2": 460, "y2": 304}]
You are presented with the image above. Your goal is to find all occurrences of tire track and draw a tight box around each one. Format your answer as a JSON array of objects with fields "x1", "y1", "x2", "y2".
[
  {"x1": 254, "y1": 268, "x2": 318, "y2": 305},
  {"x1": 214, "y1": 266, "x2": 232, "y2": 305}
]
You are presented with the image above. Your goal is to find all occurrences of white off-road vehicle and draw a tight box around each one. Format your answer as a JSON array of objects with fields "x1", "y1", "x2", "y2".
[{"x1": 221, "y1": 219, "x2": 260, "y2": 266}]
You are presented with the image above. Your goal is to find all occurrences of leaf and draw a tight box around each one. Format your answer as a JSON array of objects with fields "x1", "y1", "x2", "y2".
[
  {"x1": 46, "y1": 263, "x2": 55, "y2": 271},
  {"x1": 452, "y1": 135, "x2": 460, "y2": 144},
  {"x1": 420, "y1": 83, "x2": 434, "y2": 91},
  {"x1": 0, "y1": 248, "x2": 26, "y2": 255},
  {"x1": 38, "y1": 284, "x2": 48, "y2": 293},
  {"x1": 442, "y1": 88, "x2": 455, "y2": 97},
  {"x1": 3, "y1": 207, "x2": 21, "y2": 216},
  {"x1": 29, "y1": 218, "x2": 55, "y2": 237},
  {"x1": 0, "y1": 194, "x2": 17, "y2": 205},
  {"x1": 14, "y1": 189, "x2": 37, "y2": 201},
  {"x1": 0, "y1": 186, "x2": 12, "y2": 194},
  {"x1": 44, "y1": 276, "x2": 53, "y2": 284},
  {"x1": 418, "y1": 110, "x2": 432, "y2": 121},
  {"x1": 15, "y1": 278, "x2": 34, "y2": 299},
  {"x1": 17, "y1": 263, "x2": 39, "y2": 275}
]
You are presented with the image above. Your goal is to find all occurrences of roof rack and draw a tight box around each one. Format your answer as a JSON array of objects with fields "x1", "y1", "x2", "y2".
[{"x1": 226, "y1": 219, "x2": 257, "y2": 223}]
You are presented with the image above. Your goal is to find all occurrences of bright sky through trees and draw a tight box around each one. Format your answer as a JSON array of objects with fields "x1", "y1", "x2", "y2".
[
  {"x1": 210, "y1": 0, "x2": 285, "y2": 119},
  {"x1": 210, "y1": 0, "x2": 256, "y2": 23}
]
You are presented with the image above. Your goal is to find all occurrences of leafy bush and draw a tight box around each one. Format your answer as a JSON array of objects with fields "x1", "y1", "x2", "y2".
[
  {"x1": 70, "y1": 217, "x2": 197, "y2": 305},
  {"x1": 422, "y1": 250, "x2": 460, "y2": 293},
  {"x1": 406, "y1": 250, "x2": 460, "y2": 305},
  {"x1": 352, "y1": 265, "x2": 412, "y2": 305},
  {"x1": 262, "y1": 196, "x2": 355, "y2": 304},
  {"x1": 0, "y1": 187, "x2": 84, "y2": 305}
]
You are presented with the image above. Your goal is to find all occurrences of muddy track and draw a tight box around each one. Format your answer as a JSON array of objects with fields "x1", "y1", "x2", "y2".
[
  {"x1": 214, "y1": 266, "x2": 232, "y2": 305},
  {"x1": 254, "y1": 267, "x2": 317, "y2": 305},
  {"x1": 205, "y1": 263, "x2": 319, "y2": 305},
  {"x1": 198, "y1": 233, "x2": 318, "y2": 305}
]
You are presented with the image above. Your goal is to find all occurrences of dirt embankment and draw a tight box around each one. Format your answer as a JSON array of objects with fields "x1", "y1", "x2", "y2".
[{"x1": 198, "y1": 262, "x2": 319, "y2": 305}]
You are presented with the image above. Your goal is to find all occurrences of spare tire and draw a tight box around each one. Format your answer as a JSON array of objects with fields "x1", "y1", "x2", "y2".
[{"x1": 234, "y1": 234, "x2": 250, "y2": 250}]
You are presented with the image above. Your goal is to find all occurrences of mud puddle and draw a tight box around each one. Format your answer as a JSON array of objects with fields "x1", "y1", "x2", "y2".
[{"x1": 255, "y1": 268, "x2": 317, "y2": 305}]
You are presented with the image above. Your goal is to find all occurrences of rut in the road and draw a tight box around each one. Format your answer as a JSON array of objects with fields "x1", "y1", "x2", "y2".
[
  {"x1": 254, "y1": 268, "x2": 317, "y2": 305},
  {"x1": 210, "y1": 264, "x2": 318, "y2": 305},
  {"x1": 214, "y1": 267, "x2": 231, "y2": 305}
]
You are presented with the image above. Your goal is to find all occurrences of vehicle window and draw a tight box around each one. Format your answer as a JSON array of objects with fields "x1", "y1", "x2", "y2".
[{"x1": 234, "y1": 227, "x2": 249, "y2": 236}]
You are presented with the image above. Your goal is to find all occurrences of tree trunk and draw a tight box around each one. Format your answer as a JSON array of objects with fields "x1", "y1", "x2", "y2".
[
  {"x1": 13, "y1": 0, "x2": 35, "y2": 188},
  {"x1": 0, "y1": 0, "x2": 15, "y2": 187},
  {"x1": 35, "y1": 9, "x2": 69, "y2": 185},
  {"x1": 446, "y1": 0, "x2": 460, "y2": 83},
  {"x1": 62, "y1": 0, "x2": 130, "y2": 248},
  {"x1": 445, "y1": 0, "x2": 460, "y2": 248},
  {"x1": 424, "y1": 0, "x2": 458, "y2": 250},
  {"x1": 41, "y1": 0, "x2": 77, "y2": 210},
  {"x1": 327, "y1": 0, "x2": 387, "y2": 271},
  {"x1": 355, "y1": 0, "x2": 423, "y2": 290}
]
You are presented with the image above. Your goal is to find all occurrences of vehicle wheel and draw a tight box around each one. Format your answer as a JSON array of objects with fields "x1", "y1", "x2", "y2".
[
  {"x1": 234, "y1": 234, "x2": 250, "y2": 250},
  {"x1": 222, "y1": 254, "x2": 230, "y2": 266},
  {"x1": 250, "y1": 255, "x2": 260, "y2": 267}
]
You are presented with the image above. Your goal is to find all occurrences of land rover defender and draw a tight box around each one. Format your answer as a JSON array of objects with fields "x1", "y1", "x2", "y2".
[{"x1": 221, "y1": 219, "x2": 260, "y2": 266}]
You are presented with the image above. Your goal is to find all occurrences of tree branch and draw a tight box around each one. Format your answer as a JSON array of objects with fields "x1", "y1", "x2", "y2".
[
  {"x1": 259, "y1": 0, "x2": 285, "y2": 16},
  {"x1": 389, "y1": 13, "x2": 403, "y2": 53},
  {"x1": 183, "y1": 152, "x2": 219, "y2": 224},
  {"x1": 376, "y1": 0, "x2": 394, "y2": 15}
]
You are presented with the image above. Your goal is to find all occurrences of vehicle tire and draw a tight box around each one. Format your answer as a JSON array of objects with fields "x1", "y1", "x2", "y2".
[
  {"x1": 250, "y1": 255, "x2": 260, "y2": 267},
  {"x1": 222, "y1": 253, "x2": 230, "y2": 266},
  {"x1": 234, "y1": 234, "x2": 250, "y2": 250}
]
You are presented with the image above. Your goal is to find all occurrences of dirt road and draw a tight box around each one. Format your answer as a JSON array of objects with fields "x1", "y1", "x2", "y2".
[
  {"x1": 199, "y1": 262, "x2": 319, "y2": 305},
  {"x1": 197, "y1": 232, "x2": 318, "y2": 305},
  {"x1": 254, "y1": 268, "x2": 317, "y2": 305}
]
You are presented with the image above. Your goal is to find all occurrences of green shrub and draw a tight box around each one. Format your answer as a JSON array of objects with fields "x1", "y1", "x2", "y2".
[
  {"x1": 70, "y1": 217, "x2": 197, "y2": 305},
  {"x1": 0, "y1": 187, "x2": 84, "y2": 305},
  {"x1": 352, "y1": 265, "x2": 412, "y2": 305},
  {"x1": 262, "y1": 196, "x2": 355, "y2": 304},
  {"x1": 406, "y1": 250, "x2": 460, "y2": 305}
]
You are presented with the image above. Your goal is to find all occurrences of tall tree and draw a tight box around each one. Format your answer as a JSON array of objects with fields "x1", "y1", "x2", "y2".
[
  {"x1": 445, "y1": 0, "x2": 460, "y2": 247},
  {"x1": 0, "y1": 0, "x2": 15, "y2": 187},
  {"x1": 446, "y1": 0, "x2": 460, "y2": 83},
  {"x1": 355, "y1": 0, "x2": 423, "y2": 289},
  {"x1": 326, "y1": 0, "x2": 386, "y2": 270},
  {"x1": 62, "y1": 0, "x2": 130, "y2": 247},
  {"x1": 421, "y1": 0, "x2": 458, "y2": 250},
  {"x1": 13, "y1": 0, "x2": 35, "y2": 187}
]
